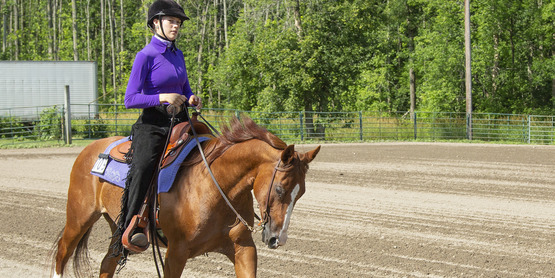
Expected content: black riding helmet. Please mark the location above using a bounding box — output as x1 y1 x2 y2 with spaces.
147 0 189 31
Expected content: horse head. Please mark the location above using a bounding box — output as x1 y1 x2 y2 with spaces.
255 144 320 249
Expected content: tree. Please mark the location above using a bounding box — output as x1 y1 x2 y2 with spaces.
0 0 551 115
71 0 78 61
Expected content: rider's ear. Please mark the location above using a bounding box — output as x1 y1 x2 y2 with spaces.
281 145 296 165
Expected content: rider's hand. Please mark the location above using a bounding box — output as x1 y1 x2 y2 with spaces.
188 95 202 110
159 93 187 107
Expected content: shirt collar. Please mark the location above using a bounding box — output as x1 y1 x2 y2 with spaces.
150 35 176 53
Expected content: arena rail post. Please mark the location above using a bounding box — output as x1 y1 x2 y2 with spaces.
359 111 363 141
527 115 531 144
299 112 304 141
413 111 418 140
64 85 72 145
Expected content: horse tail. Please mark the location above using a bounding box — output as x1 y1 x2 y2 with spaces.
72 227 93 277
50 226 93 278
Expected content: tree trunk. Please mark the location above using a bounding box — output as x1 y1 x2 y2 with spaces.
71 0 79 61
57 0 62 60
2 0 7 54
209 0 218 104
492 32 499 98
108 0 117 102
86 0 91 61
144 0 149 45
407 2 416 118
410 68 415 115
13 0 18 60
101 0 106 100
291 0 303 37
223 0 228 49
120 0 124 88
552 48 555 104
552 78 555 106
303 104 317 139
196 2 209 95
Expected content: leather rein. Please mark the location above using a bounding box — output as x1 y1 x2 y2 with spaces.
150 108 283 278
187 110 284 232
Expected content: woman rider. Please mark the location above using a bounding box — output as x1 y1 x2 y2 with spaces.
115 0 201 256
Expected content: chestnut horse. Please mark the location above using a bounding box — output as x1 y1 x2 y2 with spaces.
51 116 320 278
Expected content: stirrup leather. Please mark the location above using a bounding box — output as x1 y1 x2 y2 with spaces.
122 207 150 253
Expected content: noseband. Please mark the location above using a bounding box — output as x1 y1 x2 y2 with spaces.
189 112 294 232
259 159 281 228
259 158 296 229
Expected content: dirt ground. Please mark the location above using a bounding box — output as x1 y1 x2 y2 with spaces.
0 142 553 277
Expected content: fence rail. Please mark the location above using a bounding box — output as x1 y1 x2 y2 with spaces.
1 104 554 146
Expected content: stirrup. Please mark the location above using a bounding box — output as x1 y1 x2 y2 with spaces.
122 215 150 253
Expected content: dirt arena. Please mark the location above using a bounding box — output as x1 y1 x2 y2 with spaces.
0 142 553 277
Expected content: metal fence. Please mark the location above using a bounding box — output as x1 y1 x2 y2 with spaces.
1 104 554 146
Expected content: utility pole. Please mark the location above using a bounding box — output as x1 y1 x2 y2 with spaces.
464 0 472 140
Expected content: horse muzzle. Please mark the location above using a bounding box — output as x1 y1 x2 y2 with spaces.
262 226 287 249
267 236 280 249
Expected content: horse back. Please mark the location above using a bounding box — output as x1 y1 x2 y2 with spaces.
68 136 125 221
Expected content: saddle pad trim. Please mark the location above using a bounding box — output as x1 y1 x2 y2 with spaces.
158 136 211 193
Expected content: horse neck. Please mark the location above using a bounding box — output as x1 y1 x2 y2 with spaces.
213 139 280 195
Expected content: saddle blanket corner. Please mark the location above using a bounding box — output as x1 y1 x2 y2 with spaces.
90 136 210 193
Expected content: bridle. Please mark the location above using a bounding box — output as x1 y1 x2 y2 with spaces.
259 152 303 226
259 159 282 229
150 108 293 277
188 111 293 233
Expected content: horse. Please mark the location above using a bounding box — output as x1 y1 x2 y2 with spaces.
51 115 320 278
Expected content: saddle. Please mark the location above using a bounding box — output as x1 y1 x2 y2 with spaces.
119 113 215 253
109 113 214 168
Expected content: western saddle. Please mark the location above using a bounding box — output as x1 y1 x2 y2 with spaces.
115 113 214 253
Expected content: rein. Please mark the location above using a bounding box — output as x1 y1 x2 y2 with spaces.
188 110 286 230
150 107 283 277
260 159 282 228
187 110 256 232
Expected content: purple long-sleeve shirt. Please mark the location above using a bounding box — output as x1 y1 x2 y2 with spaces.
124 36 194 109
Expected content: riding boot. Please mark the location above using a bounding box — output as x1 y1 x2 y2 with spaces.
113 105 184 259
122 123 167 250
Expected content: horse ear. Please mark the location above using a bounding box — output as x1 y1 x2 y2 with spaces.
304 145 320 163
281 144 296 164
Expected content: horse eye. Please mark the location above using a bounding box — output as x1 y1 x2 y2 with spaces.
275 186 285 198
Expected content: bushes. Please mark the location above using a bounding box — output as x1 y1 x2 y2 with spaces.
72 118 109 139
0 117 26 139
0 106 63 141
35 106 63 140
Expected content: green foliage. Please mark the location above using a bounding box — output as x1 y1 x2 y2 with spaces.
35 106 62 140
0 117 25 139
72 118 109 139
0 0 552 115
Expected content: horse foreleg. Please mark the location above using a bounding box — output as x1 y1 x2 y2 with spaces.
163 240 189 278
229 237 257 278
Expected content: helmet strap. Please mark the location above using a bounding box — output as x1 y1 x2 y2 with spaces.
158 15 171 41
155 15 177 51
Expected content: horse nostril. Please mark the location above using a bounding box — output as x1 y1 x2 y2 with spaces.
268 237 279 249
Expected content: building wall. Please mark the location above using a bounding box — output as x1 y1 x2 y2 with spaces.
0 61 97 119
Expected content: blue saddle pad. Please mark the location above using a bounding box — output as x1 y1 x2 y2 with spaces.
90 136 210 193
90 137 130 187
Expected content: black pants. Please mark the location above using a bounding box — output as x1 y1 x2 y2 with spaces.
119 106 188 231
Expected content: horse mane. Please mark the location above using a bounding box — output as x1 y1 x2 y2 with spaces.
183 115 287 166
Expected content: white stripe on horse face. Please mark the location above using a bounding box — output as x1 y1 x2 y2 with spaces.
52 273 61 278
278 183 300 245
